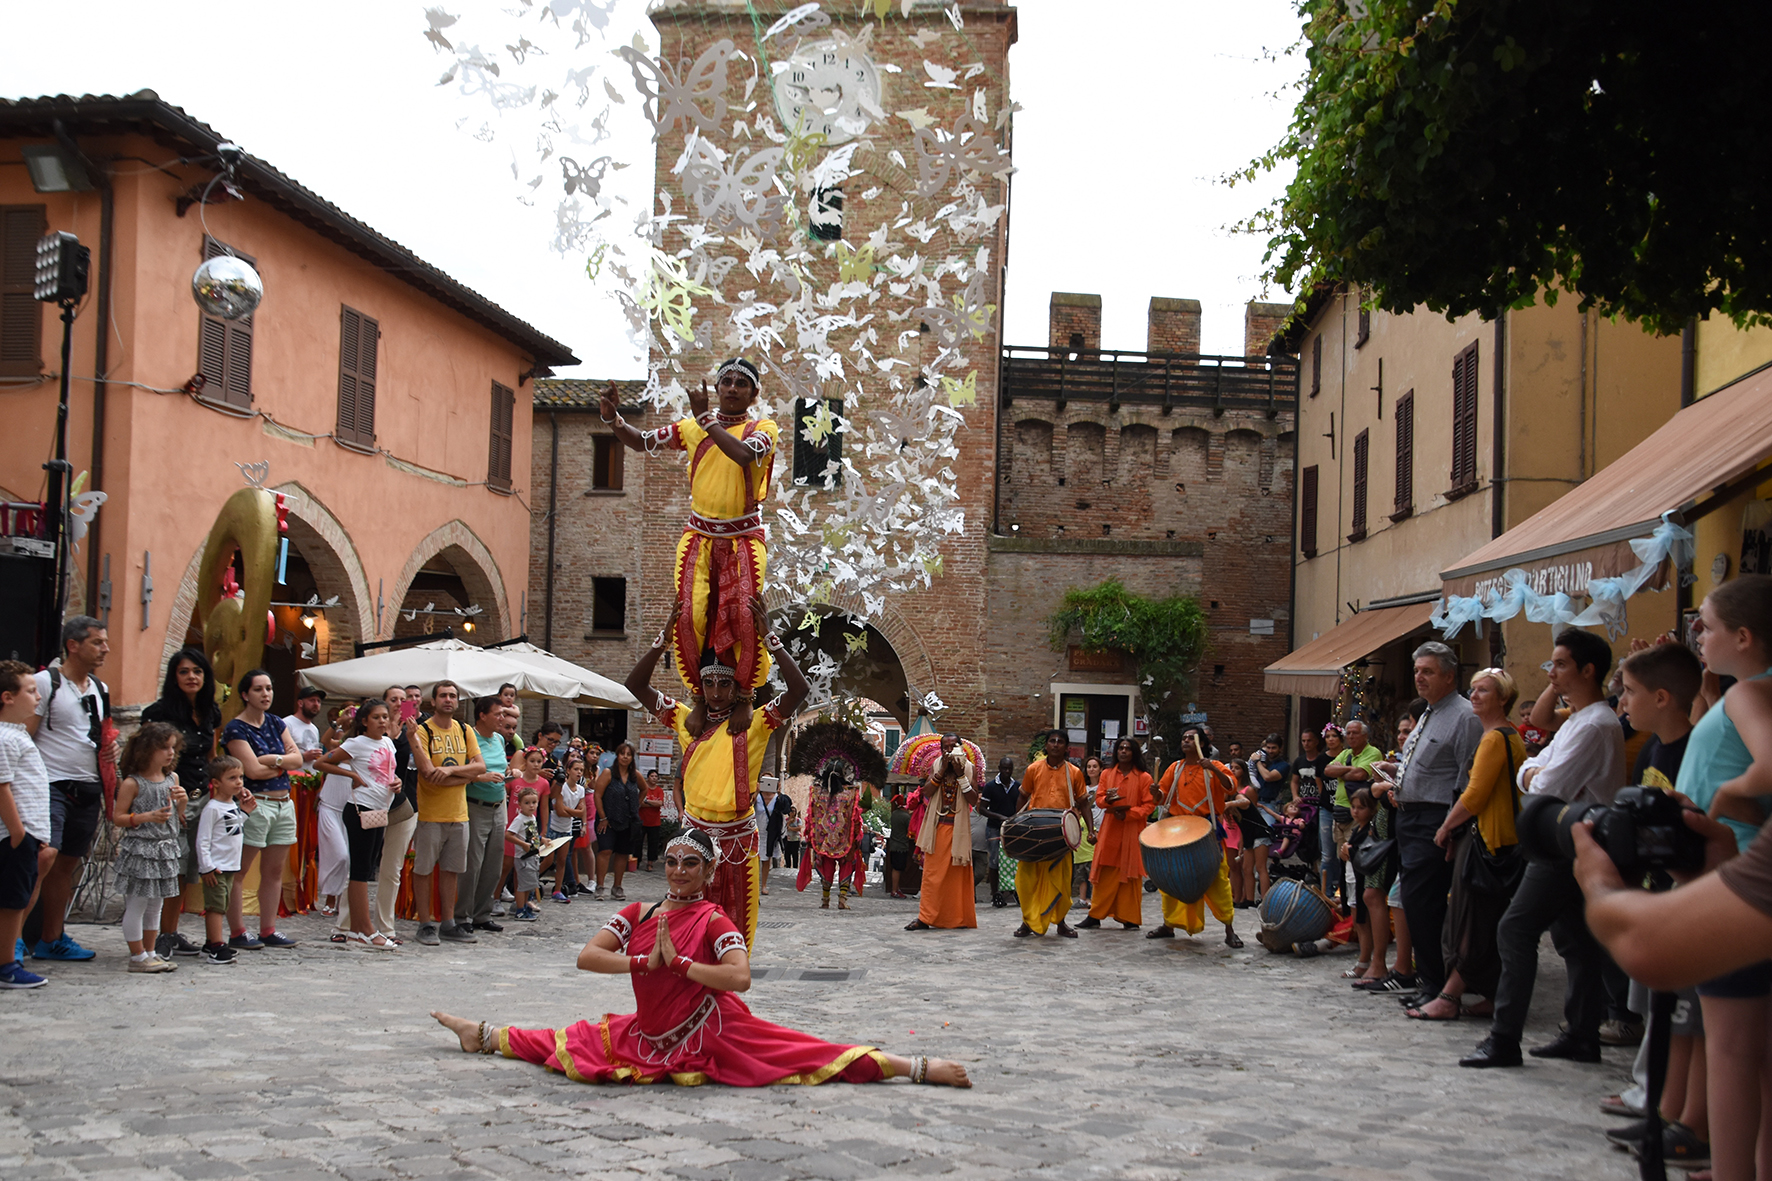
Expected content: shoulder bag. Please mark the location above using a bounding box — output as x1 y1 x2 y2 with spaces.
1463 727 1525 898
1351 799 1397 878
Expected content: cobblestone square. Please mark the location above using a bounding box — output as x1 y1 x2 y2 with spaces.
2 877 1631 1179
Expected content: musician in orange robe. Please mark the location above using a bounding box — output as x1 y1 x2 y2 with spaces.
1013 730 1093 939
1151 727 1245 948
1077 738 1154 930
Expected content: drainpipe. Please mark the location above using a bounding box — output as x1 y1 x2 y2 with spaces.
542 410 560 723
1286 338 1302 752
56 123 113 615
1678 317 1697 623
1489 311 1507 667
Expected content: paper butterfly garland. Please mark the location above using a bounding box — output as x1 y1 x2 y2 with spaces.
680 139 787 237
616 38 733 139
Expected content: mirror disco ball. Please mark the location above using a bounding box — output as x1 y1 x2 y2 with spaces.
191 254 263 320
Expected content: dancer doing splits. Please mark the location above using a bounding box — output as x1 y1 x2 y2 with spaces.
432 828 970 1088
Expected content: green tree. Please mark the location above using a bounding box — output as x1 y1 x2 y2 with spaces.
1239 0 1770 334
1047 580 1208 755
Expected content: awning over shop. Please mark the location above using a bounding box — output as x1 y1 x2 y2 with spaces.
1263 601 1436 699
1441 364 1772 598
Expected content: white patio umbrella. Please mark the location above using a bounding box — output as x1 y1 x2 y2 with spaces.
484 641 640 710
296 638 582 702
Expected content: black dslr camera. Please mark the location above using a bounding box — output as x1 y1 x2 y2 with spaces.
1516 787 1707 879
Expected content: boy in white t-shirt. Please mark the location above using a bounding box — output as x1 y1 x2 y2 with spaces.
0 662 51 989
506 787 543 921
196 757 257 965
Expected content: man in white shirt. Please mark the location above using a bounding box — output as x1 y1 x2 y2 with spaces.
1462 628 1625 1069
283 687 327 773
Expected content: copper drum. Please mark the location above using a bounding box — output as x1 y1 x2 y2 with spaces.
1258 878 1335 948
1139 815 1221 903
1000 808 1082 863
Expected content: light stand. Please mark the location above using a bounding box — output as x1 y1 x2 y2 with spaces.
34 231 90 662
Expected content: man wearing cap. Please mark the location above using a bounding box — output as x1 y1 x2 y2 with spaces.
601 362 780 735
625 602 809 952
754 776 790 896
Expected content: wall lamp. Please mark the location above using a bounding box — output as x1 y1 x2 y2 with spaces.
22 144 94 193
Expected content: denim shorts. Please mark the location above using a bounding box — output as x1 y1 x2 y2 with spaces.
1697 960 1772 1000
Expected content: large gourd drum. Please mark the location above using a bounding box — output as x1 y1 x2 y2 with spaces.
1139 815 1221 903
1258 878 1334 949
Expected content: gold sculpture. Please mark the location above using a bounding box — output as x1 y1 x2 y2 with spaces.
197 487 280 723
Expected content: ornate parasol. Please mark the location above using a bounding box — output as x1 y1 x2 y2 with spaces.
887 733 985 787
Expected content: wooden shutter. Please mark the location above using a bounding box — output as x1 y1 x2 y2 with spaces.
1349 429 1369 539
336 306 379 448
0 205 45 377
488 381 515 491
1450 343 1478 489
196 237 256 407
1356 301 1370 347
1310 334 1322 397
1300 464 1319 558
1394 390 1415 514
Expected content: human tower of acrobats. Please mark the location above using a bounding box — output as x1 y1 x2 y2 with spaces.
433 358 970 1087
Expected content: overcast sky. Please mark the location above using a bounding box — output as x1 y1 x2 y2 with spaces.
2 0 1302 373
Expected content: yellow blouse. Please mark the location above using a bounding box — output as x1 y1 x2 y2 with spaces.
1459 727 1527 851
675 416 779 520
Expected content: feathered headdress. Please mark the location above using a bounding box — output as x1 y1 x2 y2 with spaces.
787 719 888 796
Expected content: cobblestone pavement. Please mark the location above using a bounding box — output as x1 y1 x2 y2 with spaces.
2 868 1637 1180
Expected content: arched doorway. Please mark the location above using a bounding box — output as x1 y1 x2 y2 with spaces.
161 485 373 716
389 521 511 647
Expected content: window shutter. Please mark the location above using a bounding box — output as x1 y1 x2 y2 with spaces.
1310 335 1322 397
1349 429 1369 539
198 237 256 406
1394 390 1415 513
336 306 378 448
1356 301 1370 347
1450 343 1478 488
488 381 515 491
1300 464 1319 558
0 205 45 377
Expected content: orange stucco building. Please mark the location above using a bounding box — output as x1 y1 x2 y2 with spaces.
0 92 577 712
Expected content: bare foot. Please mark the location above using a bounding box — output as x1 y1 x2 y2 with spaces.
431 1010 483 1053
926 1059 972 1088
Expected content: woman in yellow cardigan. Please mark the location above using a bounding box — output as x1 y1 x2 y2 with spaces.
1409 668 1528 1021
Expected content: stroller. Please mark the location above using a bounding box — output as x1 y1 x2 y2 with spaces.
1263 799 1321 885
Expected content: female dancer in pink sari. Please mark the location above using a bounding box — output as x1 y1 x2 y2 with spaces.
432 828 969 1087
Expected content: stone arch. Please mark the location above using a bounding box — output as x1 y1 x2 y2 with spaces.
760 583 937 721
160 483 376 683
389 520 512 643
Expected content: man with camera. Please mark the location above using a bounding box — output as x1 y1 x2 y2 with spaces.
1461 628 1626 1068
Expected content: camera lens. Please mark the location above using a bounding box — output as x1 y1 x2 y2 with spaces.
1515 794 1595 863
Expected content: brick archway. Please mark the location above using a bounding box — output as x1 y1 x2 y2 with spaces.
760 585 938 716
160 484 374 680
389 521 511 643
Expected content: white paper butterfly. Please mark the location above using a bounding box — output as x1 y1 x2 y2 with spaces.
910 112 1011 198
616 39 732 139
67 491 106 548
683 140 786 236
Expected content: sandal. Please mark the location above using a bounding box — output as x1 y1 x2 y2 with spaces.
1405 992 1461 1021
1224 930 1244 949
329 932 348 944
1341 962 1372 979
346 931 397 951
905 919 931 931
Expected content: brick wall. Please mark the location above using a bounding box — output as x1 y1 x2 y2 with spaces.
1245 300 1294 358
1049 292 1102 352
1147 297 1202 355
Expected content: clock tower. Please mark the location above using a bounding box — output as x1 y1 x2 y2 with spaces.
639 0 1018 745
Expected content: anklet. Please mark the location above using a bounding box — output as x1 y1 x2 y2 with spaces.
476 1021 498 1054
910 1055 929 1084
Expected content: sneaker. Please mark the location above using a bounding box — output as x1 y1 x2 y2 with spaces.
512 907 538 922
499 888 514 902
154 933 176 959
1600 1017 1646 1047
258 932 298 949
490 903 509 917
440 922 477 943
610 887 626 901
32 933 96 962
127 956 176 974
14 938 27 962
552 891 571 904
0 960 47 989
201 943 238 965
416 922 441 946
228 933 264 951
475 920 505 932
166 932 202 957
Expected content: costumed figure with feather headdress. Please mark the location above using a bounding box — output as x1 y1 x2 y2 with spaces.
791 720 888 910
601 360 779 739
431 827 973 1089
625 602 809 954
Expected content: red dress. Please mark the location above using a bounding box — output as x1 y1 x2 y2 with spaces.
500 900 892 1086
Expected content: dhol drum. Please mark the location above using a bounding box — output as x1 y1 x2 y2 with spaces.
1139 815 1222 903
1000 808 1082 863
1257 878 1334 950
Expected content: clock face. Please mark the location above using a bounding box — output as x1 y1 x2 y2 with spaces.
774 40 881 145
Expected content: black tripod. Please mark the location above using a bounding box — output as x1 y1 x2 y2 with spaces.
1636 989 1677 1181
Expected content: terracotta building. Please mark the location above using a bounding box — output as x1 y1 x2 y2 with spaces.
0 93 575 710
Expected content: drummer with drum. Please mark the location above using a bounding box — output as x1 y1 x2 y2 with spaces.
1007 730 1094 939
1147 727 1246 948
